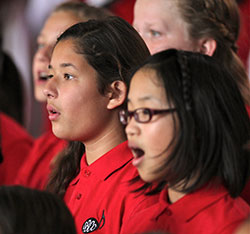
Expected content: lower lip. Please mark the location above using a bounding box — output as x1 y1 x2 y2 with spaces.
36 79 47 85
48 112 60 121
132 156 144 167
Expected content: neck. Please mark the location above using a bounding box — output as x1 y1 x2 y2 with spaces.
168 187 186 204
84 124 126 165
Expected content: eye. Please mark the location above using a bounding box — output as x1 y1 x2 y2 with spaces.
37 43 45 50
142 109 150 115
150 30 161 37
64 73 74 80
137 108 151 122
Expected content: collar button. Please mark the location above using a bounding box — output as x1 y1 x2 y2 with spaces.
83 169 91 177
165 208 172 216
76 193 82 200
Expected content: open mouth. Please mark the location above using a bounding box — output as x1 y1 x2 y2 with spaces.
47 105 60 121
38 72 49 81
132 147 145 159
49 109 58 114
130 147 145 167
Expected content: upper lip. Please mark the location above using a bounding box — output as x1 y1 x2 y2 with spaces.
128 141 145 157
47 104 59 114
128 141 139 150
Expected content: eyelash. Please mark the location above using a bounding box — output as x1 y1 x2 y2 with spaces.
64 73 74 80
46 73 74 80
37 43 45 50
150 30 161 37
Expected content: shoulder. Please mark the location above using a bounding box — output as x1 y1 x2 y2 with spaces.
0 113 33 185
0 113 33 141
121 187 250 234
14 131 66 189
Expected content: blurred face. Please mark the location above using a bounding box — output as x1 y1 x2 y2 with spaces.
133 0 198 55
125 68 177 182
44 39 111 143
33 11 82 102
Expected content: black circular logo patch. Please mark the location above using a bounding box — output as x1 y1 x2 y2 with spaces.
82 218 99 233
82 211 105 233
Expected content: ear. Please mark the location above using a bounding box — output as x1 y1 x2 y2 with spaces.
107 81 127 110
197 38 217 56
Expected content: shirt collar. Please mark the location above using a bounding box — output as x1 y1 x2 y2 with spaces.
80 140 133 181
155 185 228 222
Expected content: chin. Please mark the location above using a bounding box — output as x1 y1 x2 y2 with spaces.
138 171 155 183
52 127 64 139
35 90 46 103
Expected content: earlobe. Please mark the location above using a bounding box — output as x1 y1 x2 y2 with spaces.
198 38 217 56
107 81 127 110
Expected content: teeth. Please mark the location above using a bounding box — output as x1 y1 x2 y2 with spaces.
49 109 57 114
40 72 48 76
39 72 49 80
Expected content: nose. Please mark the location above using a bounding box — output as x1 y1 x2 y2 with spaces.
43 78 57 99
37 45 53 62
125 118 140 137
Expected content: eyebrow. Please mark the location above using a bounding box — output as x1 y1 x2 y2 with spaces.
48 63 77 70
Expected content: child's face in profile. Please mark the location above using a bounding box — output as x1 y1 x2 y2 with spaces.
125 68 177 183
44 39 110 142
133 0 198 55
33 11 81 103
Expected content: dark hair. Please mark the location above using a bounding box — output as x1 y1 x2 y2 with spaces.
0 185 76 234
176 0 250 105
136 49 250 197
46 16 150 197
0 45 24 162
0 49 24 125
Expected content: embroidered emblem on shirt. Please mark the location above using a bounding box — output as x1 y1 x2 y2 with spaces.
82 210 105 233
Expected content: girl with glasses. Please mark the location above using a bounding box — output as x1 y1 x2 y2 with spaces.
120 49 250 234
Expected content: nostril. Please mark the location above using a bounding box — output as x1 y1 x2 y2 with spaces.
43 89 54 98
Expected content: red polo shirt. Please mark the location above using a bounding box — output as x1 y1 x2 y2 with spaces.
121 185 250 234
14 130 67 190
0 113 33 185
64 141 159 234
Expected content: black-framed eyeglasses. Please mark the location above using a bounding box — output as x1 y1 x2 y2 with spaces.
119 107 176 125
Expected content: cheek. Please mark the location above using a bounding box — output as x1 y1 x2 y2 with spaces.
149 39 171 55
32 54 39 72
144 119 175 155
61 89 85 113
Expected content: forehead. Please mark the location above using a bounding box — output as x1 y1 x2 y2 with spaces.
134 0 179 20
50 39 98 76
128 68 167 102
50 39 84 67
41 11 80 38
51 39 75 58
